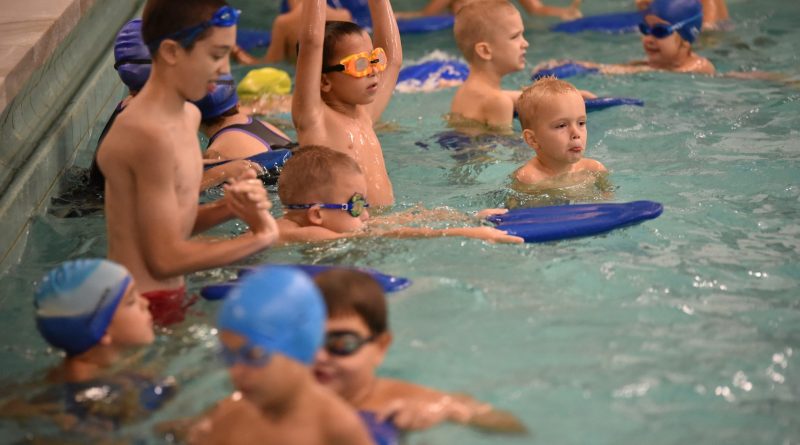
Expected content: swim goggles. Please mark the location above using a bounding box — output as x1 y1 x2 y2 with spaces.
638 13 701 39
219 342 272 368
285 193 370 218
148 6 241 53
324 330 376 356
322 48 387 78
113 58 151 70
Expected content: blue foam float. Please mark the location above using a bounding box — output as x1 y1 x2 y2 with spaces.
204 148 292 172
532 62 599 80
551 11 644 34
236 29 272 52
486 201 663 243
201 264 411 300
585 97 644 111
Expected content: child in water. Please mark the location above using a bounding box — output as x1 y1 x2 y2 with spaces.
190 266 373 445
313 269 528 436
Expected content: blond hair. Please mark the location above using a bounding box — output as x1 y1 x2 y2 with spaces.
277 145 362 205
453 0 519 62
517 77 580 130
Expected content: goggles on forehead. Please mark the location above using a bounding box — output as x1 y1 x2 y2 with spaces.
638 13 701 39
324 330 376 356
218 342 272 368
148 6 241 53
322 48 387 78
285 193 370 218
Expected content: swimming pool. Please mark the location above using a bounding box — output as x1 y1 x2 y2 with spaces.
1 0 799 442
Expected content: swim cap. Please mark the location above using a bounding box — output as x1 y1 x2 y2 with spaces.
194 73 239 120
217 266 326 365
114 19 151 91
34 259 132 356
237 67 292 101
649 0 703 43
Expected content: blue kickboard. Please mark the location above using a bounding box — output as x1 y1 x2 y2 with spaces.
551 11 644 34
532 62 599 80
201 264 411 300
585 97 644 111
397 59 469 83
204 149 292 171
236 29 272 51
487 201 663 242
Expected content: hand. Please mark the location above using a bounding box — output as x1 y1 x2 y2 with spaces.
223 170 278 240
475 208 508 219
377 396 477 431
635 0 652 11
561 0 582 20
471 227 524 244
578 89 597 99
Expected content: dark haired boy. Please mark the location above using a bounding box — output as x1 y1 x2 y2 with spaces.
313 269 528 433
292 0 402 208
96 0 278 325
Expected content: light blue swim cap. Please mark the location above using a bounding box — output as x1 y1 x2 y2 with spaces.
194 73 239 121
34 259 132 356
650 0 703 43
217 266 326 365
114 19 151 91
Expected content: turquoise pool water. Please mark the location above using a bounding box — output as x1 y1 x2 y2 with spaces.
1 0 799 443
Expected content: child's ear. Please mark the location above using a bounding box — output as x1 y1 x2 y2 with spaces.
522 128 539 151
157 40 181 66
320 74 333 93
308 206 324 225
372 332 393 366
474 42 492 61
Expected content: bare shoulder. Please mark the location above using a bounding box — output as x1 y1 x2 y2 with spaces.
189 396 258 445
580 158 607 172
318 388 372 445
513 162 543 185
375 377 439 401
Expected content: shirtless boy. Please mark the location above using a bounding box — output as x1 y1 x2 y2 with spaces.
514 77 606 187
190 266 372 445
96 0 278 324
292 0 402 207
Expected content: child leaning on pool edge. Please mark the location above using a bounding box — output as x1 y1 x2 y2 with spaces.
313 268 528 434
514 77 606 186
275 146 523 244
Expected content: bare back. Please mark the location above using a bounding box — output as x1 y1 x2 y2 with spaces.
450 75 517 130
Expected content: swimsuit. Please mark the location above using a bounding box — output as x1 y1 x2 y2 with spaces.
88 101 126 191
142 286 196 326
208 116 296 151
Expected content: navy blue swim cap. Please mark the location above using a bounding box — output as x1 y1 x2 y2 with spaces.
217 266 326 365
35 259 132 356
649 0 703 43
114 19 151 91
194 73 239 121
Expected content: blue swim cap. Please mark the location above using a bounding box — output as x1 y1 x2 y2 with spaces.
35 259 132 356
217 266 326 365
194 73 239 121
649 0 703 43
114 19 151 91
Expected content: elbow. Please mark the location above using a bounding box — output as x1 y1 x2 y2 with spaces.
146 249 185 280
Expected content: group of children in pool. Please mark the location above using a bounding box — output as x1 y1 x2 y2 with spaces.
26 0 726 441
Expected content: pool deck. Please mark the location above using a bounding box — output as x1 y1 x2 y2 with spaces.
0 0 96 114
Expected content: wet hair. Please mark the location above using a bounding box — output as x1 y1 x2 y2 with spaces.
314 269 388 335
277 145 363 205
201 104 239 127
454 0 519 62
142 0 228 55
323 21 366 68
517 76 580 130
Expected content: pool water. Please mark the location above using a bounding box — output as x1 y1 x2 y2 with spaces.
1 0 799 443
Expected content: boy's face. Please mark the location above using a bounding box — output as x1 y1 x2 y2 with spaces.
485 9 528 73
322 32 380 105
318 173 370 233
312 315 389 400
220 330 308 409
525 91 587 166
640 15 684 68
105 283 155 346
174 26 236 101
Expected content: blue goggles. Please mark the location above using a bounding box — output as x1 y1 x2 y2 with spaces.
148 6 240 53
638 13 701 39
285 193 370 218
219 342 272 368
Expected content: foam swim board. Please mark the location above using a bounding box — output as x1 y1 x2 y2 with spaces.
551 11 644 34
204 149 292 172
532 62 599 80
201 264 411 300
486 201 663 242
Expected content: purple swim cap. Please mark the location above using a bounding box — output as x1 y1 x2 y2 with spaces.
114 19 151 91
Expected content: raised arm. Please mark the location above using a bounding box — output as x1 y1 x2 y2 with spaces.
292 0 327 136
366 0 402 121
264 14 291 63
517 0 582 20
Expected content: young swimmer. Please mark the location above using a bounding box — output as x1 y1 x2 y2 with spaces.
313 269 528 435
292 0 402 207
190 266 373 445
397 0 582 20
513 78 606 191
450 0 595 133
97 0 278 325
275 146 523 244
537 0 714 75
4 260 175 430
637 0 728 29
232 0 352 64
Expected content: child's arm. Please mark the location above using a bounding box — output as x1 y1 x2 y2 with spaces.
200 161 261 191
292 0 327 139
396 0 452 19
366 0 403 122
380 226 523 243
264 14 291 63
517 0 582 20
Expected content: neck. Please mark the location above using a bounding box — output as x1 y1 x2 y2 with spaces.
136 63 191 115
59 346 121 383
344 374 378 408
322 94 361 118
259 370 314 420
467 62 507 88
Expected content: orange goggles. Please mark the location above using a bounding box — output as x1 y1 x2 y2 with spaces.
322 48 387 78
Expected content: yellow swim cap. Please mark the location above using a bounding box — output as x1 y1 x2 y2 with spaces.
237 67 292 100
